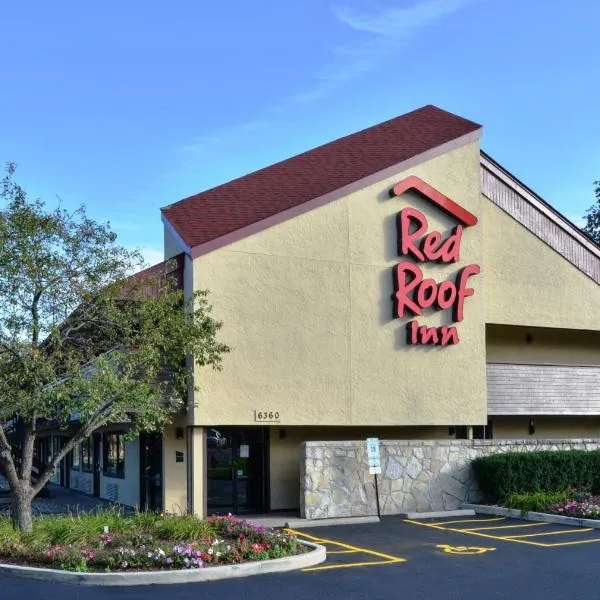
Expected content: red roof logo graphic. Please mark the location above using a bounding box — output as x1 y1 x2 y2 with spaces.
388 175 478 227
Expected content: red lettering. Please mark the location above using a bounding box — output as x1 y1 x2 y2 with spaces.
395 262 480 322
416 278 437 309
419 325 439 344
453 264 480 322
408 320 419 344
440 225 462 263
435 280 457 310
398 209 463 264
398 208 427 261
421 231 443 261
440 326 459 345
406 321 460 346
394 262 423 317
393 195 478 346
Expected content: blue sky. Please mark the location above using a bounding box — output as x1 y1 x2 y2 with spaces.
1 0 599 265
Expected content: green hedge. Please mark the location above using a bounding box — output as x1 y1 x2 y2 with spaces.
471 450 600 501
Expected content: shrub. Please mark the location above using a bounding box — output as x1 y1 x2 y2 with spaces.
504 491 570 513
471 450 600 502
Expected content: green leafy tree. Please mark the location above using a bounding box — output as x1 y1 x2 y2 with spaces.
582 180 600 244
0 163 229 531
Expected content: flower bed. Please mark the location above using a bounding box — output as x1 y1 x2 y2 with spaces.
502 491 600 520
547 497 600 519
0 511 302 573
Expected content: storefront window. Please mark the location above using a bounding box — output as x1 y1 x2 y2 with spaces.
81 437 93 473
103 432 125 478
71 443 81 470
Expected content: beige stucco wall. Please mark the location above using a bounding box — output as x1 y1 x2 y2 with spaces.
487 325 600 365
164 225 184 260
162 417 187 514
484 201 600 331
492 416 600 439
191 140 487 427
270 425 455 510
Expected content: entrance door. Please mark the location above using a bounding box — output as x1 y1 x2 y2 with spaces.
207 427 268 515
139 432 163 511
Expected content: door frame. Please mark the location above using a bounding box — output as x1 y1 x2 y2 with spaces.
139 431 163 511
206 426 269 515
92 433 101 497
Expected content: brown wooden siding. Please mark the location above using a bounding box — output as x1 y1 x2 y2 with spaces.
487 363 600 415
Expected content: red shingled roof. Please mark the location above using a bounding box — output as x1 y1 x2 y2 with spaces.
162 105 481 251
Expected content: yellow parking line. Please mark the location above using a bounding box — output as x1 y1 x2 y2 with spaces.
328 550 360 554
404 519 549 547
285 528 406 571
503 528 594 539
303 559 404 572
428 517 506 526
462 522 547 532
545 538 600 547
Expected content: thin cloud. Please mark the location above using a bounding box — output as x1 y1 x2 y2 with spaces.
176 1 472 167
292 0 472 104
333 0 468 37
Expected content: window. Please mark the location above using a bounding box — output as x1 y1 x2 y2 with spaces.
81 438 93 473
71 443 81 470
35 438 51 465
103 432 125 478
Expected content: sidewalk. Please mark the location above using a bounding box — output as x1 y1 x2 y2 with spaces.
0 475 121 515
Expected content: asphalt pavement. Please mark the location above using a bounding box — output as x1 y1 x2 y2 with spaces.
3 515 600 599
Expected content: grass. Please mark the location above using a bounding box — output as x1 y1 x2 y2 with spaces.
0 509 301 573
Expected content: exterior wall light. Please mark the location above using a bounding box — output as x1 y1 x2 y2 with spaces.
528 418 535 435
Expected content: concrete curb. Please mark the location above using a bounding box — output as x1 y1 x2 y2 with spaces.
268 516 380 529
0 540 326 586
461 503 600 529
402 509 475 520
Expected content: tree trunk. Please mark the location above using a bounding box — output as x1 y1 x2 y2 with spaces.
11 483 33 532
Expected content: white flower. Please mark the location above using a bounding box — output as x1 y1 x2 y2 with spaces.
208 548 213 555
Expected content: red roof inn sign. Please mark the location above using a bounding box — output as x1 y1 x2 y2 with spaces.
389 176 480 347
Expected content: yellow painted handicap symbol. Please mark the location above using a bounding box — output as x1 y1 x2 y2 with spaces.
436 544 496 555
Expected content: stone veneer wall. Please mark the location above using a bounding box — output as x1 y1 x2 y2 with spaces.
300 439 600 519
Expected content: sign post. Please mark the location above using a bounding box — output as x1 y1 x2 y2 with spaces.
366 437 381 519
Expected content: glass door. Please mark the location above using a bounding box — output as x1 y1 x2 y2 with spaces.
206 427 268 515
139 432 163 511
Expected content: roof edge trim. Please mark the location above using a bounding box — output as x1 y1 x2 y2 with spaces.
189 128 481 259
161 214 192 257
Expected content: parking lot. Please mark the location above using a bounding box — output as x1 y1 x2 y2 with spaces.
3 515 600 600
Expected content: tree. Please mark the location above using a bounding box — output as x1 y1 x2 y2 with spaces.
582 180 600 245
0 163 229 531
